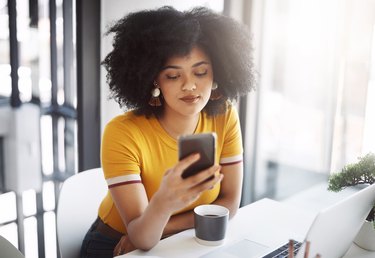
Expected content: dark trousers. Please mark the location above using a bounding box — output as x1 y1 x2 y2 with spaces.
80 218 122 258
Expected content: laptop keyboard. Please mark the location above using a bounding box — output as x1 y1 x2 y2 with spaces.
262 240 302 258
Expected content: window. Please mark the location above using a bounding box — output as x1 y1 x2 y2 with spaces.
242 0 375 203
0 1 77 257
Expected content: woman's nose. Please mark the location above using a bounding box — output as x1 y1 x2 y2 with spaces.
181 79 197 91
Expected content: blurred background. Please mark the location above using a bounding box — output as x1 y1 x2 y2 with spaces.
0 0 374 257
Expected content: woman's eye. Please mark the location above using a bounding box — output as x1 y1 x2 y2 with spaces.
166 74 180 80
195 70 208 77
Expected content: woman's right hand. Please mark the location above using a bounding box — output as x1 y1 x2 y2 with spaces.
154 153 223 214
113 235 136 256
110 153 222 251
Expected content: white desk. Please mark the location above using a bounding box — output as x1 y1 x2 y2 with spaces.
119 198 374 258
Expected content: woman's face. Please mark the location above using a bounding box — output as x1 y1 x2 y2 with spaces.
155 46 214 118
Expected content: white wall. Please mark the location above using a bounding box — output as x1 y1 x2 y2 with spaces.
100 0 224 133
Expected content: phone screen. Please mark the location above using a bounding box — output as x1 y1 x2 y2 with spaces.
178 133 216 179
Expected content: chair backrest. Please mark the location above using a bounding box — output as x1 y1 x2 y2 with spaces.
56 168 107 258
0 235 25 258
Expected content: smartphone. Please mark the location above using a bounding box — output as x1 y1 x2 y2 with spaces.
178 132 216 179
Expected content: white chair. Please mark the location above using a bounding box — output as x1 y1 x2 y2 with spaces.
56 168 108 258
0 235 25 258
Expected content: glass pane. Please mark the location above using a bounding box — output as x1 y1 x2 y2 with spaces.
44 211 57 258
16 0 33 102
24 216 38 258
38 0 52 104
247 0 375 201
0 222 18 248
362 27 375 153
42 181 55 211
41 115 53 175
0 191 17 223
22 189 37 216
56 0 65 105
0 0 10 98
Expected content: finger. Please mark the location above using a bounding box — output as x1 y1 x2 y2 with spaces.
113 235 127 256
113 245 122 256
174 153 200 175
209 173 224 189
164 168 172 176
193 174 223 194
186 165 221 186
191 172 223 194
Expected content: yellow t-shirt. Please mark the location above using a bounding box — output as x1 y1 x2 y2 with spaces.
98 105 243 233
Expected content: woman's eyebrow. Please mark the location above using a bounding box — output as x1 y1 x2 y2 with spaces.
192 61 210 67
161 61 210 70
161 65 181 70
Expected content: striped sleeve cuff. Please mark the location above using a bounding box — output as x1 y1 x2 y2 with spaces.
219 154 243 166
106 174 142 188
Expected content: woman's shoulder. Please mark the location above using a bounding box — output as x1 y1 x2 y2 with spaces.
105 110 150 133
207 102 239 121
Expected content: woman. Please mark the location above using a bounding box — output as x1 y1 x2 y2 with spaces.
80 6 255 257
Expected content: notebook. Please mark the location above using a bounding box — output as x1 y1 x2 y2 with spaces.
201 183 375 258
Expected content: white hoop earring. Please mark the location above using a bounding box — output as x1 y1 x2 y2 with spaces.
210 81 222 100
149 81 162 106
151 87 160 97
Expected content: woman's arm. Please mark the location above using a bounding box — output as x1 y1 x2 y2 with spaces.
162 161 243 236
162 210 194 237
212 162 243 218
110 154 222 251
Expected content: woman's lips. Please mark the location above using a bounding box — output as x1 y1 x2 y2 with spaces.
180 95 200 103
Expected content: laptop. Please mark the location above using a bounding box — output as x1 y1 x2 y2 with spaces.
201 183 375 258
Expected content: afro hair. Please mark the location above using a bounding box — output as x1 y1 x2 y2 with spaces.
102 6 255 117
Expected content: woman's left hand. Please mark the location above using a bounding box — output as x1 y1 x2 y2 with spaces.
113 235 136 256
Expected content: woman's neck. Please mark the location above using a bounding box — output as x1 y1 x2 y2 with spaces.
158 112 200 139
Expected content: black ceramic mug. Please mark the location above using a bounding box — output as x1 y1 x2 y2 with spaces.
194 204 229 246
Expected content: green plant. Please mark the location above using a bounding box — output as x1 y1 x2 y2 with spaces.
328 153 375 226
